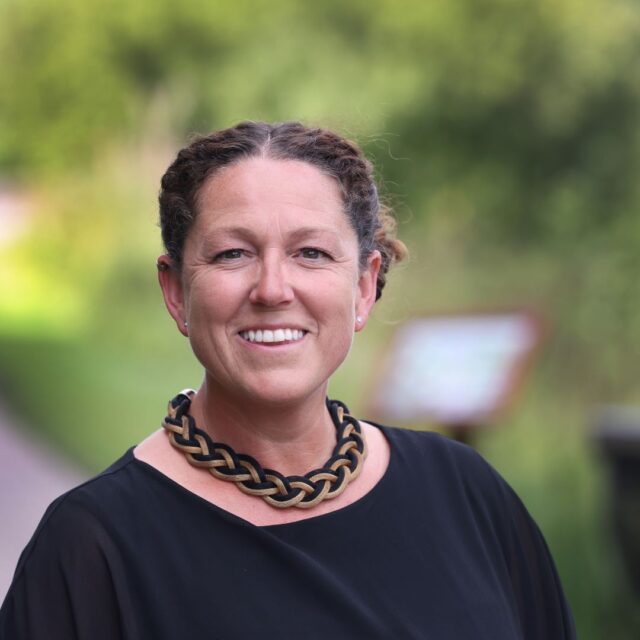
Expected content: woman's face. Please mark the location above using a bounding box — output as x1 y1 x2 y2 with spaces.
159 157 380 406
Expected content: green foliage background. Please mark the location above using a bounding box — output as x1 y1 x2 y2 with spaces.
2 0 640 635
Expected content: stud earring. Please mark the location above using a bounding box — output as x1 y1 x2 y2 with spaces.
356 316 363 325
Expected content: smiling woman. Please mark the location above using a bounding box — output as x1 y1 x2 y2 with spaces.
0 122 576 639
158 156 377 416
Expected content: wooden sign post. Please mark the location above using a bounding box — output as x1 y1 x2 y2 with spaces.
367 310 543 444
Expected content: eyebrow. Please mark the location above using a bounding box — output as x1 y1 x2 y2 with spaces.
200 225 343 246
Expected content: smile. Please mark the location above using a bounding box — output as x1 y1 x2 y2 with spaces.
239 328 307 344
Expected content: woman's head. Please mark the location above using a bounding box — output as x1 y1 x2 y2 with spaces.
159 121 406 301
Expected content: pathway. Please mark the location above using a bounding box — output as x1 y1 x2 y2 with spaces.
0 402 86 601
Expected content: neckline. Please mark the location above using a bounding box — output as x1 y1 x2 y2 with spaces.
127 422 397 531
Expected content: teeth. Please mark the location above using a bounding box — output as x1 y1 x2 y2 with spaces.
240 328 306 343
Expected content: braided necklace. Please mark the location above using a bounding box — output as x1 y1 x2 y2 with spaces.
161 390 367 509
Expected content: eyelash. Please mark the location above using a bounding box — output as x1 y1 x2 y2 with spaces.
297 247 332 261
213 247 332 262
213 249 247 262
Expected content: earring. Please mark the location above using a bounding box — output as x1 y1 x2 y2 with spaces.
356 316 363 326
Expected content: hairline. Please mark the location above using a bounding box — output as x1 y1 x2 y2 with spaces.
189 149 369 266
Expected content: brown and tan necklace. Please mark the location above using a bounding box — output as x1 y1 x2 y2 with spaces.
161 390 367 509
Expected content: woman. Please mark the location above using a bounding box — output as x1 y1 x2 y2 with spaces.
0 122 576 639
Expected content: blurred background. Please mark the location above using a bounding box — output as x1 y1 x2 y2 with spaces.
1 0 640 635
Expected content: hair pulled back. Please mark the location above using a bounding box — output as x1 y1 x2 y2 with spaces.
159 121 407 300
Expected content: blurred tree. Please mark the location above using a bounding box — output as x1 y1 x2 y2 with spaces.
2 0 640 246
360 0 640 243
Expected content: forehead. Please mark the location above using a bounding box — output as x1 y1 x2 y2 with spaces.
194 157 349 233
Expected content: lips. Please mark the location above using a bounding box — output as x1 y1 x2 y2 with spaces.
239 328 307 344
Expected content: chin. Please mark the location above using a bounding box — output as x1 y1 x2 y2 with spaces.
230 373 329 408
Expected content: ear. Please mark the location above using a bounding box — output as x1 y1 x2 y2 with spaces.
157 255 189 337
355 250 381 332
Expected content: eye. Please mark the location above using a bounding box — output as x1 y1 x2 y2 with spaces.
298 247 331 261
213 248 246 262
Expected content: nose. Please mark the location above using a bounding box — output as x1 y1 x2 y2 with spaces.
249 253 294 307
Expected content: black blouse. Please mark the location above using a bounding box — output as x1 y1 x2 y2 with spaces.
0 424 576 639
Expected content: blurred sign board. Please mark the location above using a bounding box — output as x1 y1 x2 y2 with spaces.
369 310 542 428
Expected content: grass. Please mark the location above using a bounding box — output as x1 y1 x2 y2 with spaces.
0 333 202 470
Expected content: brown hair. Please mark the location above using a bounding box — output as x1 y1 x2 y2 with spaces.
159 121 407 300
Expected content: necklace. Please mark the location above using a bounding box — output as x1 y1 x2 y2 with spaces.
161 390 367 509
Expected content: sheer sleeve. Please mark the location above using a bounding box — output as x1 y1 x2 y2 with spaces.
490 469 577 640
0 494 132 640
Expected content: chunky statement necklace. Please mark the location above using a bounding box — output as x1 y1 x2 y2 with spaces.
162 390 367 509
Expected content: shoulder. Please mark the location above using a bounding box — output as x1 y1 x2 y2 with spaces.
376 425 576 637
374 423 532 543
11 449 142 579
49 448 139 517
376 423 506 495
1 451 146 639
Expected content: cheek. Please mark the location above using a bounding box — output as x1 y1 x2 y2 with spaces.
324 312 357 376
321 280 359 340
186 273 244 317
183 280 240 366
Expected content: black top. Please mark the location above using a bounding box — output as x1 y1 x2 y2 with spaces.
0 425 576 640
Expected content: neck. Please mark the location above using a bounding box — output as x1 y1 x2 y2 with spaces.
187 380 338 477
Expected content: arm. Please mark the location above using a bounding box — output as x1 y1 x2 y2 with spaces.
444 437 577 640
0 495 129 640
491 470 577 640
